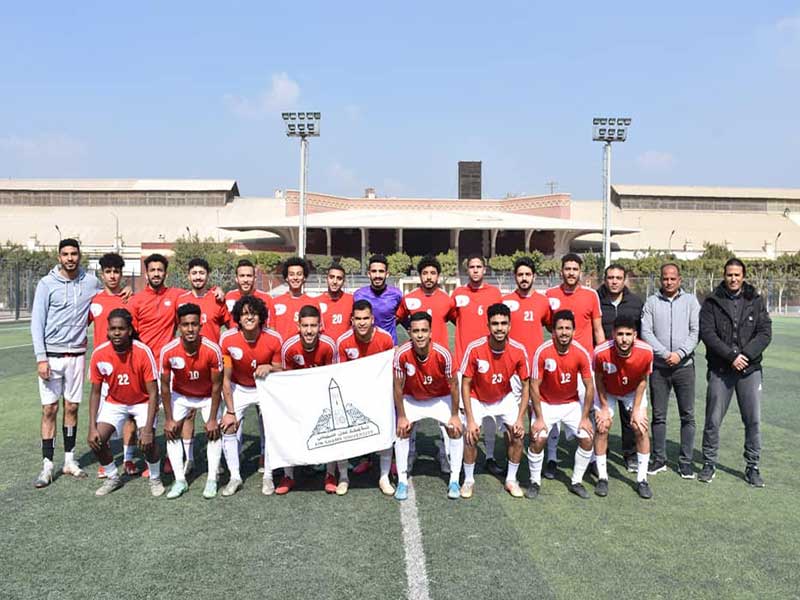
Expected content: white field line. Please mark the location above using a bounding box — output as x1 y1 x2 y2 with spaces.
0 343 32 350
400 481 432 600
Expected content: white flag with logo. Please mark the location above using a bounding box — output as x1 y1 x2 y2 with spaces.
256 350 396 469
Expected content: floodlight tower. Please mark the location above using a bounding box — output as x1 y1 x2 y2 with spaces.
282 112 321 258
592 117 631 268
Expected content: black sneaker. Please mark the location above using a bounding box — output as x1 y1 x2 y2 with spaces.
569 482 589 499
698 462 716 483
745 465 765 488
595 479 609 497
525 482 540 499
484 458 504 477
678 462 695 479
625 455 638 473
637 480 653 499
647 459 667 475
544 460 558 480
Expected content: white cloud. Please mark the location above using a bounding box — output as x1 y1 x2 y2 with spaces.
0 134 87 160
224 72 301 119
636 150 675 171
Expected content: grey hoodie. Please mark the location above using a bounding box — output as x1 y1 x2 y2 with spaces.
31 266 100 361
640 288 701 369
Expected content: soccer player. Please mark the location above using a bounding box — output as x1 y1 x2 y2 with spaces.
279 305 340 494
354 254 403 344
272 256 323 341
502 256 550 358
543 253 604 478
593 315 654 499
393 312 464 500
87 308 164 497
336 299 396 495
527 310 595 500
459 303 530 499
449 254 503 476
318 262 354 343
219 295 283 496
160 303 224 499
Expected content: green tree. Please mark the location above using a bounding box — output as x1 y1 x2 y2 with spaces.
386 252 412 276
488 255 514 273
436 250 458 277
308 254 333 272
339 257 361 274
252 251 283 274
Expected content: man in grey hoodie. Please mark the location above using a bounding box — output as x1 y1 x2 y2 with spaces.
640 263 701 479
31 239 100 488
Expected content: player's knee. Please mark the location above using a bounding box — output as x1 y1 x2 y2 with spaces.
42 404 58 419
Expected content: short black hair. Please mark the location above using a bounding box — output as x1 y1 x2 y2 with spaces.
58 238 80 252
661 262 681 276
513 256 536 274
188 257 210 273
487 302 511 321
417 255 440 274
367 254 388 269
613 314 638 331
409 311 432 326
231 294 268 326
724 257 746 276
107 307 138 340
282 256 309 279
466 253 486 266
298 304 321 321
352 299 373 314
552 309 575 327
561 253 582 267
99 252 124 270
236 259 255 273
605 263 627 277
144 253 169 270
328 262 345 275
177 302 202 320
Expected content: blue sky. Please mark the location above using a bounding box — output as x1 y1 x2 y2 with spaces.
1 2 798 200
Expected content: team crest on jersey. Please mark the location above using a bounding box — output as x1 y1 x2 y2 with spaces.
477 359 490 374
602 362 618 374
293 354 306 366
90 303 103 317
97 361 114 376
274 303 287 316
544 358 557 372
228 346 244 360
503 299 520 312
454 295 470 308
345 348 360 359
548 298 561 311
307 378 380 450
405 363 416 376
319 302 328 313
170 356 186 369
405 297 422 310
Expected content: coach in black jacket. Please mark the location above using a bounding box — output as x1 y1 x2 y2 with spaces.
698 258 772 487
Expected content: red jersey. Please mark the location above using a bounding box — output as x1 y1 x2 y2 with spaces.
88 290 126 346
318 291 354 342
396 287 452 349
394 341 453 399
220 327 283 388
532 340 593 405
449 284 503 366
459 337 530 404
545 285 602 351
90 340 158 406
272 293 324 341
177 290 229 343
502 290 550 356
593 340 653 397
280 334 337 370
336 327 394 362
128 286 184 357
224 289 274 329
160 336 223 398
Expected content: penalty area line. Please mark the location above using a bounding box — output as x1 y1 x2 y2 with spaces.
0 343 32 351
399 480 432 600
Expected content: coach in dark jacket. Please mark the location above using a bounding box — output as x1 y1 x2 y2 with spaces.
699 258 772 487
597 264 644 469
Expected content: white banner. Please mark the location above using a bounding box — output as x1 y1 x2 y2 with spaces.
256 350 396 469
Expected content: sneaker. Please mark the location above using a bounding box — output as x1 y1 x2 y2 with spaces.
447 481 460 499
525 482 540 499
637 480 653 499
569 482 590 499
166 480 188 499
34 460 54 489
394 482 408 501
647 459 667 475
698 462 716 483
97 466 107 479
261 477 275 496
460 481 474 499
378 476 395 496
625 455 638 473
595 479 609 497
353 459 372 476
275 476 295 495
222 477 243 497
745 465 765 488
544 460 558 480
335 480 349 496
202 480 218 499
163 457 173 475
324 474 337 494
149 478 166 497
95 475 123 496
258 455 265 474
439 451 451 474
504 481 524 498
485 458 503 477
124 460 139 476
62 460 88 479
678 463 696 479
183 460 194 478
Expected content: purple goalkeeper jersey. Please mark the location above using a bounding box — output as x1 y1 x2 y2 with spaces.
353 285 403 343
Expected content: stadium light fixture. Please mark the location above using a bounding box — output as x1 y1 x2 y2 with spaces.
592 116 632 268
283 111 321 258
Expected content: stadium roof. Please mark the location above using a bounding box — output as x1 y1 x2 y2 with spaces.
613 184 800 200
0 178 240 194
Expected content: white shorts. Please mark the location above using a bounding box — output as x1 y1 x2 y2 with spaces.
594 390 648 419
97 401 156 435
462 392 521 431
171 393 222 422
535 401 590 440
231 383 258 421
403 395 455 426
38 354 85 405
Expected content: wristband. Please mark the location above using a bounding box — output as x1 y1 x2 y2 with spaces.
226 410 236 415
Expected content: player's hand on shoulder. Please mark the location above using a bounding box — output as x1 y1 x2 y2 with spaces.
120 285 133 302
211 286 225 302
